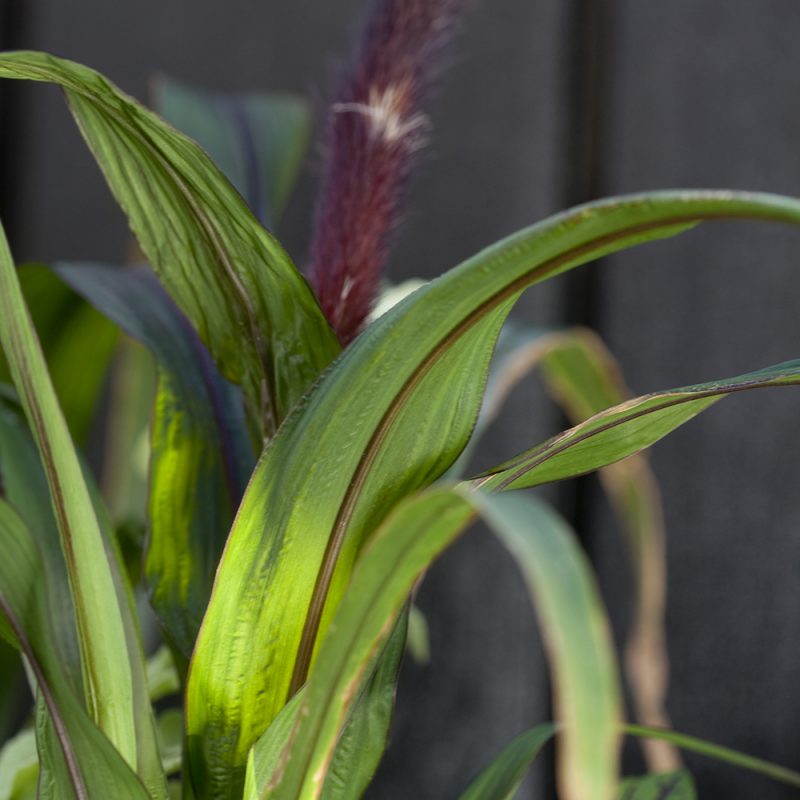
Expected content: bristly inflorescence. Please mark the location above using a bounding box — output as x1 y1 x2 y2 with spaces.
308 0 468 345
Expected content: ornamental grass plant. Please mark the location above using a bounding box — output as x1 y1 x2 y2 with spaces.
1 2 800 798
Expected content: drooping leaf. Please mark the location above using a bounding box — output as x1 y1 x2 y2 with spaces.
152 76 311 228
471 491 621 800
457 724 555 800
463 321 678 770
470 359 800 492
532 328 678 771
0 51 339 436
0 265 118 445
0 221 136 764
618 769 695 800
186 189 800 796
55 262 254 658
625 725 800 789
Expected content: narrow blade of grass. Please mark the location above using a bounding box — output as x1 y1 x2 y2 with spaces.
0 222 136 765
625 724 800 789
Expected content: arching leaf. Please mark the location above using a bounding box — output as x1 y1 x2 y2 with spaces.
186 190 800 797
0 51 339 436
471 359 800 492
0 221 136 765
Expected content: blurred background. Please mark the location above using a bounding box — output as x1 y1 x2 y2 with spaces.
1 0 800 797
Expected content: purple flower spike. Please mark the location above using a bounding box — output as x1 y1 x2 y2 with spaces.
308 0 468 345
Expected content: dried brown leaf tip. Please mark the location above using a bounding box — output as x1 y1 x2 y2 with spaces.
308 0 468 345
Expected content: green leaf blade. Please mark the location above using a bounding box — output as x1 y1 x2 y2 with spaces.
618 770 695 799
187 189 800 796
472 360 800 492
0 397 166 797
55 262 254 659
0 224 136 765
0 50 339 435
0 502 150 799
471 492 621 800
457 724 555 800
0 726 38 799
0 265 118 445
266 488 621 800
244 613 408 800
625 725 800 789
461 321 679 769
319 609 408 800
262 488 476 799
532 328 679 771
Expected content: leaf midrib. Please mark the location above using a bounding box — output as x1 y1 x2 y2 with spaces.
289 209 777 694
279 497 477 798
476 370 800 492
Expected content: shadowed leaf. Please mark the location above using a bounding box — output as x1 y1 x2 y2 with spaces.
152 77 311 228
462 321 678 770
0 221 136 765
0 265 118 445
457 724 555 800
618 770 695 800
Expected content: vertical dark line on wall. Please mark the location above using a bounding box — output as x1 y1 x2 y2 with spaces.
0 0 28 246
558 0 615 548
561 0 614 325
540 0 615 796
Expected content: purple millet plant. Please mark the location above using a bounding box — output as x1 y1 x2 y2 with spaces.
308 0 469 345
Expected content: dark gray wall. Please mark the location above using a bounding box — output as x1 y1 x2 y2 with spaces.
1 1 799 798
592 4 800 798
